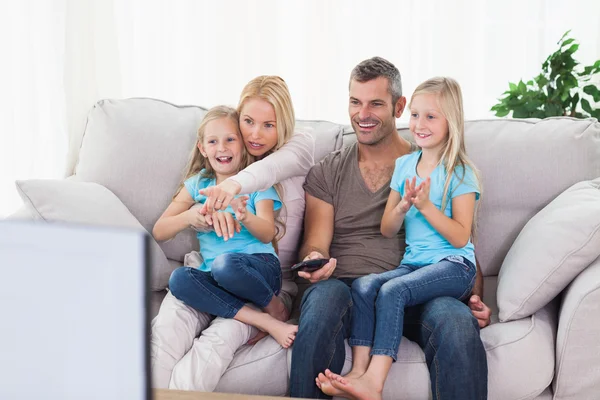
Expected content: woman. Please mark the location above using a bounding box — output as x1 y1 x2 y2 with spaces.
151 76 314 391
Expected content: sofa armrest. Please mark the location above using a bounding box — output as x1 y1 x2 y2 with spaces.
553 255 600 399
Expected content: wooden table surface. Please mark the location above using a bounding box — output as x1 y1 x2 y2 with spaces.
154 389 305 400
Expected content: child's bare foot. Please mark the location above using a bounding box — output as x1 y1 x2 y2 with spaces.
330 372 383 400
266 320 298 348
315 369 365 398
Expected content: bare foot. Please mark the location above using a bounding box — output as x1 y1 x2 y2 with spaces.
266 320 298 348
330 373 383 400
315 369 364 398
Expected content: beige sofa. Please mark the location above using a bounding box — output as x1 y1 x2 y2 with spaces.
10 98 600 399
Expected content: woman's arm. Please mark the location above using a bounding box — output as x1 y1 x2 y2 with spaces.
235 199 277 244
413 178 476 248
233 130 315 193
152 189 208 241
201 130 315 212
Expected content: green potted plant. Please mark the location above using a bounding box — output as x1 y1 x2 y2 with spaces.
491 30 600 119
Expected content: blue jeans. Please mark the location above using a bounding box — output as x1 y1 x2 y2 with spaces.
169 253 281 318
289 273 487 399
350 256 476 359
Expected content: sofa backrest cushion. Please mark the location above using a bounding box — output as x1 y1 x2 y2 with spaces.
73 99 345 265
74 98 206 262
343 117 600 276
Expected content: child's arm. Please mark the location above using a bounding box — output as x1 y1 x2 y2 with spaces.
152 189 210 241
413 177 476 248
381 178 417 238
232 197 276 243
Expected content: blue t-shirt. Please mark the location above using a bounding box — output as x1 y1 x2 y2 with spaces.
390 151 480 266
184 173 282 272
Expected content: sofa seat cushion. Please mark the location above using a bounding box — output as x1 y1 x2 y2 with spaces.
215 336 289 396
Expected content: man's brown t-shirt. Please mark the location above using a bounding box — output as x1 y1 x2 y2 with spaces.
303 143 407 278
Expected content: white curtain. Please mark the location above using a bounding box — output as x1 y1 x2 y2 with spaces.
1 0 599 217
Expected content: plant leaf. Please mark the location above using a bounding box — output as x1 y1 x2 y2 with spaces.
583 85 600 102
581 98 593 114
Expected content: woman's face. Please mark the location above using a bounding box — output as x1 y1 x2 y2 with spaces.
239 98 279 158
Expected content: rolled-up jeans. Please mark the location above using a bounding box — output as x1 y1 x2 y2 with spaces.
350 255 477 359
169 252 281 318
290 258 487 400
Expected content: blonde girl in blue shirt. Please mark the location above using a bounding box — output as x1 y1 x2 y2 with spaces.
326 77 482 400
152 105 298 349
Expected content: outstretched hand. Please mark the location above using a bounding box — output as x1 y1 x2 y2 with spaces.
199 179 242 213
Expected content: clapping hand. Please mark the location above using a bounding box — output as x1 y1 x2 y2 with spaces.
411 177 431 210
397 177 418 213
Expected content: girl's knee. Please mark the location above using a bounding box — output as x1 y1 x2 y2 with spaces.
211 253 240 283
168 267 192 297
351 274 379 298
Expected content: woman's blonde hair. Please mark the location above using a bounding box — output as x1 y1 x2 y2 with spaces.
237 75 296 155
175 105 253 197
410 77 482 240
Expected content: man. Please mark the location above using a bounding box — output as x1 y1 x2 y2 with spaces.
289 57 490 399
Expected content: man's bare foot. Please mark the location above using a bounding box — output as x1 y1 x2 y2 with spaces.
316 369 365 398
330 373 383 400
263 296 289 323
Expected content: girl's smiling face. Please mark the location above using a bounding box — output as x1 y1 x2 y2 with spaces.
409 93 449 153
199 117 244 180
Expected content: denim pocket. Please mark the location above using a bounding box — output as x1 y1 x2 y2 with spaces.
444 255 474 274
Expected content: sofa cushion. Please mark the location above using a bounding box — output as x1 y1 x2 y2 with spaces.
497 178 600 321
216 336 289 396
464 118 600 277
14 179 175 291
74 98 206 263
554 254 600 400
296 120 344 163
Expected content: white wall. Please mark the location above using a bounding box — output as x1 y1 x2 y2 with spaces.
1 0 599 217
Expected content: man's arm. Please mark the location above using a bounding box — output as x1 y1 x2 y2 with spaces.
297 193 337 283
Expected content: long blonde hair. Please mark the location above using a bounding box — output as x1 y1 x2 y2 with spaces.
175 106 253 197
237 75 295 242
410 77 482 240
237 75 296 155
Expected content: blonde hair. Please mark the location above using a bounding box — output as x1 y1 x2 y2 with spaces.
409 77 482 240
175 105 253 197
237 75 294 243
237 75 295 155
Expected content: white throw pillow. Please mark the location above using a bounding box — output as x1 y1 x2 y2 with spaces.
497 178 600 322
15 179 175 291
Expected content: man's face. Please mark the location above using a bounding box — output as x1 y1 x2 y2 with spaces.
348 77 405 146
